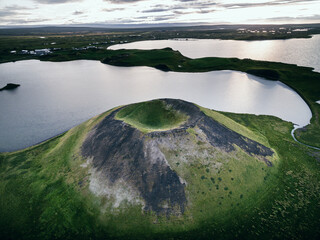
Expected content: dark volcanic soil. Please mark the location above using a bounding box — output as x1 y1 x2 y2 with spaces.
81 99 274 214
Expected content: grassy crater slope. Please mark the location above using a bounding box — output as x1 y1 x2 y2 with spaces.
115 100 188 133
82 99 276 216
0 99 320 240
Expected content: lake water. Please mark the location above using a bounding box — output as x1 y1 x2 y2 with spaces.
0 60 311 152
109 35 320 72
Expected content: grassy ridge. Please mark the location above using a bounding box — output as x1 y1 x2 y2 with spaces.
0 101 320 239
199 106 271 147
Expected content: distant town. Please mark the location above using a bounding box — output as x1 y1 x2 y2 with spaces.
11 48 55 56
1 24 319 64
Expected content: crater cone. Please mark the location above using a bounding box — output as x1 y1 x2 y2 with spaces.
81 99 275 216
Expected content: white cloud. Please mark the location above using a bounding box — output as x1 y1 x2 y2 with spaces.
34 0 82 4
0 0 319 26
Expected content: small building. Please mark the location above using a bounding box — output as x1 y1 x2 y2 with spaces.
34 49 52 56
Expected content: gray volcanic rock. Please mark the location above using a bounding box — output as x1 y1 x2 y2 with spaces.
82 109 186 215
81 99 274 214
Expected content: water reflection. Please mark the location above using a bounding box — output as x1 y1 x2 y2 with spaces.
109 35 320 72
0 60 312 152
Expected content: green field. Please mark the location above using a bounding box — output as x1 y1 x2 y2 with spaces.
0 100 319 239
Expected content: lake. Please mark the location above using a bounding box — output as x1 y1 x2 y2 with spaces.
0 60 311 152
109 35 320 72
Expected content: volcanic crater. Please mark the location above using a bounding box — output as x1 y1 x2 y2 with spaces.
81 99 274 215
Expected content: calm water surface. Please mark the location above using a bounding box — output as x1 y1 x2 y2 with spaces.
0 60 311 152
109 35 320 72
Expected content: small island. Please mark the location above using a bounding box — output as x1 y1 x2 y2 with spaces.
0 83 20 91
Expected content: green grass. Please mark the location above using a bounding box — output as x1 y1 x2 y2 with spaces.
162 129 279 226
0 108 119 240
115 100 188 133
199 106 271 147
214 112 320 239
1 101 320 239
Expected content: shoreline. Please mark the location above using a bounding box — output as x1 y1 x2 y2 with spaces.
0 48 319 149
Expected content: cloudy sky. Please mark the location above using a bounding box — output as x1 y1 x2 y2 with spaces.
0 0 320 26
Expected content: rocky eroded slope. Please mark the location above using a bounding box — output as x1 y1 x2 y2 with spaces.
81 99 274 215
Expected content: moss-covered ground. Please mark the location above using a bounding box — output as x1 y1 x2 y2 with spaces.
115 100 188 133
0 101 319 239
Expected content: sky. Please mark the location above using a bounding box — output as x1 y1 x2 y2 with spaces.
0 0 320 26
